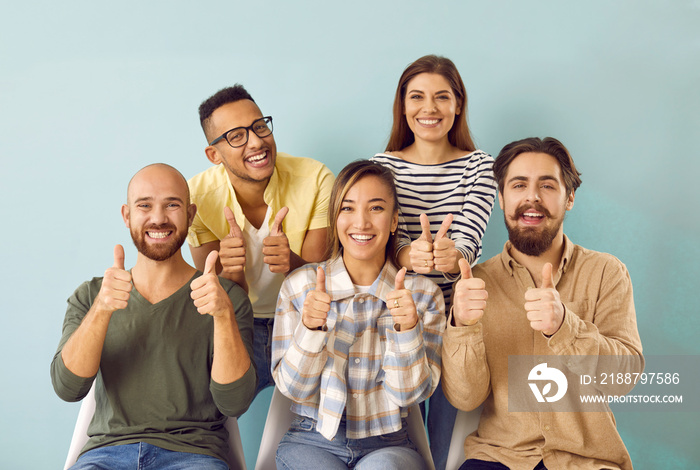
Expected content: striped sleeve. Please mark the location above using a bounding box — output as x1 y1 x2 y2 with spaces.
372 152 497 304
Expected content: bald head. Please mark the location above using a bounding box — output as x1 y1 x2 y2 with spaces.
126 163 190 205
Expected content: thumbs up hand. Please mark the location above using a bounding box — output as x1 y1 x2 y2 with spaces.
524 263 564 336
263 207 293 274
432 214 461 274
191 250 234 318
219 207 246 277
452 259 488 326
410 214 435 274
302 266 331 330
386 268 418 331
95 244 132 314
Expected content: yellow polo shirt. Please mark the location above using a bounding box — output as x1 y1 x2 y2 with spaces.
187 152 334 255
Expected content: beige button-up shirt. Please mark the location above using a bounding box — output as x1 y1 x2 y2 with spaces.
442 236 643 470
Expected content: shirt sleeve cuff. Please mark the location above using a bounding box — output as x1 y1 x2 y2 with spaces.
445 310 484 344
545 305 578 353
385 322 423 353
293 321 329 353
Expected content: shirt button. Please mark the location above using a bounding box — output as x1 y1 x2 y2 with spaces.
354 358 360 364
353 393 359 398
544 425 551 431
358 298 364 304
474 326 480 333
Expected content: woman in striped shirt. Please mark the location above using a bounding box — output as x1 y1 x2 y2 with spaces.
372 55 497 470
272 161 445 469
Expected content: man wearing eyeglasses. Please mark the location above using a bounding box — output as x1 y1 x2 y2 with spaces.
187 84 334 396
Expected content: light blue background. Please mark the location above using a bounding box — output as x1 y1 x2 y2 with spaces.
1 1 698 468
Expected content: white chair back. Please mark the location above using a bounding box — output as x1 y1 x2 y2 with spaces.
444 406 483 470
63 383 247 470
255 387 434 470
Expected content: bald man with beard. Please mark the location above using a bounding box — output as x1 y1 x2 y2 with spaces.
51 164 255 470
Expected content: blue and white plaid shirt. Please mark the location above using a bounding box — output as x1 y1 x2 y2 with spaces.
271 254 445 440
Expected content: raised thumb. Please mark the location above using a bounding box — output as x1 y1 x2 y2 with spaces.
419 213 432 242
395 267 407 290
271 207 289 236
435 213 453 241
316 266 326 293
224 206 242 238
459 258 472 280
204 250 219 275
113 244 125 270
540 263 555 289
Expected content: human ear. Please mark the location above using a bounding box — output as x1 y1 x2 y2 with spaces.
121 204 130 228
205 146 222 165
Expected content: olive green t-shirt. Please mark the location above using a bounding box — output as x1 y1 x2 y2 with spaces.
51 272 256 464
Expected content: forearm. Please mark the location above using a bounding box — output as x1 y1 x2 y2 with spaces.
397 246 412 270
60 305 113 378
211 312 252 384
287 250 307 273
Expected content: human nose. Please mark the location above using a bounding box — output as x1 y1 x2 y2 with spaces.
424 97 437 112
526 187 541 203
352 211 371 229
151 205 168 224
246 129 263 149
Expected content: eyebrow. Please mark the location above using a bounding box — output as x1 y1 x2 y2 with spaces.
506 175 559 185
342 197 388 204
134 196 185 204
407 89 452 95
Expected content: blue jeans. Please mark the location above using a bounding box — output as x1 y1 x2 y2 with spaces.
276 415 426 470
254 318 275 396
427 379 458 470
70 442 228 469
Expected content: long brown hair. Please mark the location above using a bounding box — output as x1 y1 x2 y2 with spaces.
325 160 400 268
386 55 476 152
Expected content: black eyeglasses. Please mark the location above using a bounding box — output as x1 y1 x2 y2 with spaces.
209 116 274 148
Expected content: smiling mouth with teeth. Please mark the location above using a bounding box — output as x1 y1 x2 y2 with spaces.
417 118 440 125
350 234 375 242
246 151 267 163
147 231 172 239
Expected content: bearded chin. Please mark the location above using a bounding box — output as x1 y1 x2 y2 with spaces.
505 216 561 257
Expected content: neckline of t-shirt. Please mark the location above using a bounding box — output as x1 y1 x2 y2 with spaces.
244 205 272 237
126 271 200 308
375 151 480 167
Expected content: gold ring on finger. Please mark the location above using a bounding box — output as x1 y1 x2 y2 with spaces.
394 299 400 309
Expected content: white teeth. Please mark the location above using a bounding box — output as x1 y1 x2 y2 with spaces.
523 212 544 218
418 119 439 125
247 151 267 163
148 231 171 239
351 234 374 241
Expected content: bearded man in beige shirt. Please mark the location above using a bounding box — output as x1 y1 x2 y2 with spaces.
442 137 643 470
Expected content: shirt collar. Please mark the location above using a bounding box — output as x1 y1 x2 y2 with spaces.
324 254 398 303
223 163 280 231
501 234 574 277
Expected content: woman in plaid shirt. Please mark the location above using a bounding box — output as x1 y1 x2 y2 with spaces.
271 160 446 469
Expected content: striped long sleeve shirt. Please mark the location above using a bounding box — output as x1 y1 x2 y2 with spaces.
372 151 497 308
271 255 446 440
